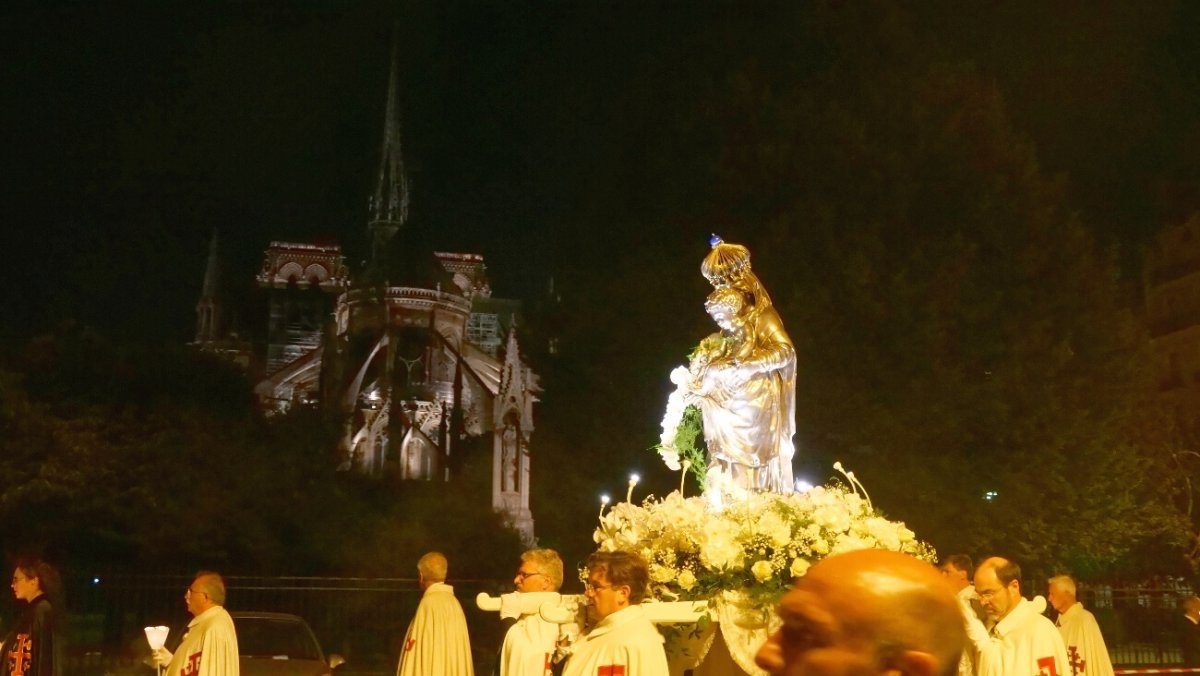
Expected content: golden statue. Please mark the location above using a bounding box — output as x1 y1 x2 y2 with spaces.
686 236 796 494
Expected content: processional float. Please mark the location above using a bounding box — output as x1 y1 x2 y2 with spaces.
479 237 933 676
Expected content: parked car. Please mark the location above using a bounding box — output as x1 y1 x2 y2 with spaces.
232 611 345 676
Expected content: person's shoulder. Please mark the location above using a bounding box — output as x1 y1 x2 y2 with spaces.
1032 612 1059 630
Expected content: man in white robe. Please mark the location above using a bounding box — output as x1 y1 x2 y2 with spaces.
562 551 668 676
495 549 563 676
153 571 240 676
967 557 1068 676
755 549 965 676
397 551 473 676
941 554 985 676
1048 576 1114 676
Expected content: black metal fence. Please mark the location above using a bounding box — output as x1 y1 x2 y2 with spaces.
24 576 1198 674
1076 584 1193 666
53 573 511 675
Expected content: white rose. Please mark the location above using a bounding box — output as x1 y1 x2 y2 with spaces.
678 569 697 591
700 529 744 571
649 563 676 583
865 517 901 550
751 560 774 583
659 449 681 471
758 511 793 548
790 558 811 578
813 505 851 533
831 532 874 555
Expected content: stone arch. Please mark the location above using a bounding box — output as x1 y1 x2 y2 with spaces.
304 263 330 283
277 261 304 283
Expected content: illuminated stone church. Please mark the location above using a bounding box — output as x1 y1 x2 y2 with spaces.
202 38 539 542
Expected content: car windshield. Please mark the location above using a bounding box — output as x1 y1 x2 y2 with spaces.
235 616 322 661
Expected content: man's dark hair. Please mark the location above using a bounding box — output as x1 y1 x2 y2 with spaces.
586 551 650 605
941 554 973 574
991 558 1022 588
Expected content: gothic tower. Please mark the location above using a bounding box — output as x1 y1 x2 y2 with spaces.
367 27 410 269
195 229 222 344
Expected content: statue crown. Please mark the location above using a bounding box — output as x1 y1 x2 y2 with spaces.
702 235 752 288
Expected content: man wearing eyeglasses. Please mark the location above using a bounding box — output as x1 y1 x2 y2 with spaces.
966 557 1068 676
494 549 564 676
152 571 240 675
561 551 668 676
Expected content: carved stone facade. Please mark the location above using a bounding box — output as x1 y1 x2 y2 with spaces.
242 35 539 544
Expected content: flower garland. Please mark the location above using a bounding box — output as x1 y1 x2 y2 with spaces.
593 484 935 609
656 336 724 491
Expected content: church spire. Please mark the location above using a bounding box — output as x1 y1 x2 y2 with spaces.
368 25 410 266
195 228 221 343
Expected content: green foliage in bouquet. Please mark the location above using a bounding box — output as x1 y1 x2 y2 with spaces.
673 404 707 491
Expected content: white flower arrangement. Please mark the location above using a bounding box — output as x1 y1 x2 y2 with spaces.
593 485 934 608
657 366 692 471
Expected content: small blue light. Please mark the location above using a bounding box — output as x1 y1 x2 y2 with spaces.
92 577 101 585
709 234 723 248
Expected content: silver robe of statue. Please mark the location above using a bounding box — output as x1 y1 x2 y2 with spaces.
687 237 796 494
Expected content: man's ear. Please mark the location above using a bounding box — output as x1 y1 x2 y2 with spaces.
886 650 939 676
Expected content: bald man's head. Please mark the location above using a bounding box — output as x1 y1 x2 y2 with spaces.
756 549 965 676
974 557 1022 623
417 552 448 590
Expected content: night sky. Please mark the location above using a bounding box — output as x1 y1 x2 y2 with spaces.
5 1 1200 340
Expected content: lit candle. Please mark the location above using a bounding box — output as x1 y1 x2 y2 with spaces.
598 494 610 519
145 625 170 676
679 460 691 495
626 473 640 503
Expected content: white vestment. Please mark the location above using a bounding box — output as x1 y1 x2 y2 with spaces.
954 585 985 676
397 582 474 676
966 597 1069 676
1056 603 1114 676
562 605 668 676
165 606 240 676
498 593 560 676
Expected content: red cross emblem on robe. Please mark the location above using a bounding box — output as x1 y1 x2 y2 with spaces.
1067 646 1086 676
181 651 202 676
597 666 626 676
1037 656 1060 676
543 652 552 674
7 634 31 676
405 638 416 653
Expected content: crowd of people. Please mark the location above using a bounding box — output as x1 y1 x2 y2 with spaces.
396 547 1092 676
400 548 1152 676
7 548 1200 675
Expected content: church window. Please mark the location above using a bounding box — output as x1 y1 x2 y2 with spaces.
467 312 501 355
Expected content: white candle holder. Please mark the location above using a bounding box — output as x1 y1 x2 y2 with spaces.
144 625 169 676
